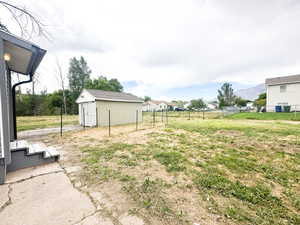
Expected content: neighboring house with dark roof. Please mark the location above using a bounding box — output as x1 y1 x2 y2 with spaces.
76 89 144 126
266 74 300 112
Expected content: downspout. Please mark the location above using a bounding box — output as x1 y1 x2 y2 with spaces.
11 73 33 140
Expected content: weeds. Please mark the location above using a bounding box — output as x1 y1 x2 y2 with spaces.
154 151 187 172
78 118 300 225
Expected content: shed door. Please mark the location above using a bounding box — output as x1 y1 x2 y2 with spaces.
81 102 96 127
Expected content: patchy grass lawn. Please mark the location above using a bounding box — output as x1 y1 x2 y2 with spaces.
143 111 223 120
17 115 78 131
226 112 300 121
48 118 300 225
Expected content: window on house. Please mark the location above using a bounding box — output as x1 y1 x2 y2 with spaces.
280 85 287 93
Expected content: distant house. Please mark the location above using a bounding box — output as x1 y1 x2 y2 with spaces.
183 102 191 109
266 74 300 112
206 103 217 110
142 100 169 111
76 89 143 126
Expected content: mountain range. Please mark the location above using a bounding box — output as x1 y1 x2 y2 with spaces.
235 83 265 101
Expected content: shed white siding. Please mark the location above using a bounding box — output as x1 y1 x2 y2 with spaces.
77 89 143 127
76 89 95 104
79 102 97 126
96 101 142 126
266 83 300 112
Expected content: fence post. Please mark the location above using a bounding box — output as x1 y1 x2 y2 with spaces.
203 110 205 120
60 104 63 137
108 109 111 136
188 110 191 120
136 110 138 131
96 107 99 127
153 110 156 127
83 107 85 129
166 109 168 125
161 110 163 122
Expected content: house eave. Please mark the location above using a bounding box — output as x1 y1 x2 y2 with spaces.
266 81 300 86
95 98 143 103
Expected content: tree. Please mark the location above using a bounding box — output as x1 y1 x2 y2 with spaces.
108 78 123 92
144 96 151 102
254 93 266 111
189 98 207 109
85 76 123 92
217 83 236 108
172 100 188 108
0 21 8 32
68 56 91 98
55 58 67 114
235 97 249 107
0 1 49 39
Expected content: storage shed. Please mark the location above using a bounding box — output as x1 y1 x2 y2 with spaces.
76 89 144 127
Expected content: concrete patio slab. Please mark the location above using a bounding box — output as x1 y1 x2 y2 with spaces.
74 212 114 225
5 162 63 183
0 172 95 225
0 184 9 209
119 213 145 225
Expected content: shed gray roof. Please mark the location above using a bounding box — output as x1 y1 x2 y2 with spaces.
85 89 144 103
266 74 300 86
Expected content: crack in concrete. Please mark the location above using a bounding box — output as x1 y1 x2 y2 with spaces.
0 169 64 215
58 162 122 225
5 169 64 185
0 184 12 214
71 209 100 225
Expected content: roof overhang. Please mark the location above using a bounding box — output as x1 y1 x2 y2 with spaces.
0 30 46 75
94 98 144 103
265 74 300 86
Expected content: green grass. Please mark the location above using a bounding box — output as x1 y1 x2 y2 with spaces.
226 112 300 121
17 115 78 131
154 151 187 172
142 111 222 120
76 118 300 225
169 119 300 136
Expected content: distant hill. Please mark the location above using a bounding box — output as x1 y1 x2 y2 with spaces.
235 84 265 101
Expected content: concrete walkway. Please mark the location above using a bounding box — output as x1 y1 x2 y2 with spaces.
0 163 114 225
18 125 82 138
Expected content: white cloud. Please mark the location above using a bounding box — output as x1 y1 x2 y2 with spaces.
3 0 300 98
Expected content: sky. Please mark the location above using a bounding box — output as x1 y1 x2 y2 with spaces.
2 0 300 101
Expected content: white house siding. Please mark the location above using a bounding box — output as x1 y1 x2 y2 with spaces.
142 102 168 111
266 83 300 112
142 103 157 112
0 39 10 163
96 101 142 126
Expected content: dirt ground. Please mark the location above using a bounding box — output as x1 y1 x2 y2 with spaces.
23 124 229 225
21 119 300 225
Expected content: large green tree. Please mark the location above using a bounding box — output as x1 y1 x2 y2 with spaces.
189 98 207 109
217 83 236 108
144 96 151 102
235 96 249 107
254 93 266 111
68 56 92 98
85 76 123 92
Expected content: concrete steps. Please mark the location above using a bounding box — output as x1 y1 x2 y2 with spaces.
7 140 59 172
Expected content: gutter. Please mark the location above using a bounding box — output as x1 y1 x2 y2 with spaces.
11 73 33 140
